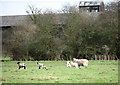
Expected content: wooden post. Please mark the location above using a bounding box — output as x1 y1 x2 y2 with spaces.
109 55 111 60
104 55 106 60
108 55 110 60
95 55 97 60
99 55 101 60
102 55 104 60
113 56 115 60
111 56 113 60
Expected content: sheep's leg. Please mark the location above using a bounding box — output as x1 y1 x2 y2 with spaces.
84 65 87 68
83 62 88 68
19 66 21 69
43 67 46 69
45 67 48 70
78 65 81 69
39 66 41 69
76 64 79 69
24 66 26 69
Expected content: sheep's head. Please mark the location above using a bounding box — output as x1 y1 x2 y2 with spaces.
37 62 39 64
67 61 70 63
73 58 76 61
17 62 20 64
70 61 73 64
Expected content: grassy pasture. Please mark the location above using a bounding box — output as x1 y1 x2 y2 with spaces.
1 60 118 83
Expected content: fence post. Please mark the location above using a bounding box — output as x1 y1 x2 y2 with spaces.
95 55 97 60
104 55 106 60
102 55 104 60
108 55 110 60
99 55 101 60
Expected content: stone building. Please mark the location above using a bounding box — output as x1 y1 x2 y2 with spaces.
79 0 104 12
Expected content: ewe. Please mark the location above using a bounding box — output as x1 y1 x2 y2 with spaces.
17 62 26 69
70 61 79 69
37 62 47 70
73 58 88 68
67 61 71 68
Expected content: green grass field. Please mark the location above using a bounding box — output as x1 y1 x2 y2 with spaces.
1 60 118 83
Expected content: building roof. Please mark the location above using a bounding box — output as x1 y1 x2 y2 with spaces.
0 12 101 28
0 15 28 27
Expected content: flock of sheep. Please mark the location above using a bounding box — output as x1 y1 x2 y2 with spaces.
67 58 88 69
17 58 88 70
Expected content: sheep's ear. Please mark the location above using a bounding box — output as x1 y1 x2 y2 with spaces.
17 62 20 64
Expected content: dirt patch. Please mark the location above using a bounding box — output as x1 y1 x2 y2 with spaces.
0 78 6 81
31 78 34 80
32 69 35 71
49 74 53 76
112 69 116 71
73 74 81 76
3 70 8 72
14 70 19 72
38 79 43 81
99 72 107 74
38 78 49 81
38 75 58 80
82 78 86 81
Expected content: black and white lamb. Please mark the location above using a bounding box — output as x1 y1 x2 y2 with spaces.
17 62 26 69
37 62 47 70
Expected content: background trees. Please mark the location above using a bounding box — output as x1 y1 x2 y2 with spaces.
11 19 37 60
2 2 119 60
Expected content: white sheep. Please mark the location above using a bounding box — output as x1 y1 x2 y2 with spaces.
17 62 26 69
73 58 88 68
66 61 71 68
70 61 79 69
37 62 47 69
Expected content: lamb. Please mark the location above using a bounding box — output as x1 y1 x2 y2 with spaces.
17 62 26 69
70 61 79 69
37 62 47 70
66 61 71 68
73 58 88 68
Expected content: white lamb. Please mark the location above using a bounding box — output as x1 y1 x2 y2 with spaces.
70 61 79 69
66 61 71 68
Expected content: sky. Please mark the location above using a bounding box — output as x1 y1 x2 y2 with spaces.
0 0 115 16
